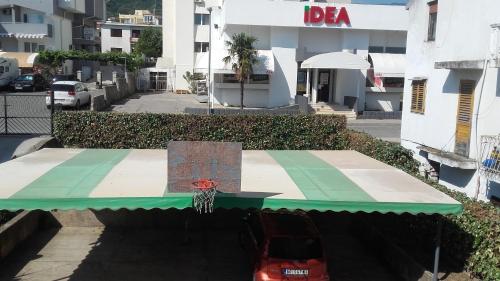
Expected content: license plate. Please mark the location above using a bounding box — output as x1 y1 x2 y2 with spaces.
282 269 309 276
15 85 22 90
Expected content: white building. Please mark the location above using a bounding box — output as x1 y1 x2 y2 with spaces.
0 0 104 53
157 0 408 111
100 22 161 54
401 0 500 201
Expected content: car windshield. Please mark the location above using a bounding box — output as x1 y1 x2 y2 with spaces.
51 84 75 91
17 75 33 81
268 237 323 260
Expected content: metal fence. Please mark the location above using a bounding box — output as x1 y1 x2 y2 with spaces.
479 135 500 182
0 93 52 135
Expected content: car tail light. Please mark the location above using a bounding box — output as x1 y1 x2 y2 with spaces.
68 90 76 96
47 91 53 96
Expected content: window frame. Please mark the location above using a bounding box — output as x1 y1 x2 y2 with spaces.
110 28 123 38
427 1 438 42
410 79 427 114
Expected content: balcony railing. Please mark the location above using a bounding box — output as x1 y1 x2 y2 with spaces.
0 22 49 37
479 135 500 182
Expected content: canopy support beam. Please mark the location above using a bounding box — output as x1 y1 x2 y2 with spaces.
432 218 443 281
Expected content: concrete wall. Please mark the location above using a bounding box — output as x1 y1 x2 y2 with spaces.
401 0 500 200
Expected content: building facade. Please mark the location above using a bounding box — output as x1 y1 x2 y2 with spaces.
0 0 78 52
157 0 408 110
119 10 160 26
100 21 161 54
71 0 107 52
401 0 500 201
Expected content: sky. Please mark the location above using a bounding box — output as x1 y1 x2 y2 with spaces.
353 0 408 5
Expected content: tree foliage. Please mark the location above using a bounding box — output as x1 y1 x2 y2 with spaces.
223 33 258 109
134 27 162 58
183 71 206 94
106 0 162 18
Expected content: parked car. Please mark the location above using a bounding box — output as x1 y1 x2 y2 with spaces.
46 81 90 110
50 74 77 85
239 211 329 281
10 73 48 92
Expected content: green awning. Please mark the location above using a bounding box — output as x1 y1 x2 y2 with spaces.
0 149 462 215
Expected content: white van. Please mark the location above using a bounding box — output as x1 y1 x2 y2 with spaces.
0 58 19 88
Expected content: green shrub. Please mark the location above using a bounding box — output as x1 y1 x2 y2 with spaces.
54 112 348 150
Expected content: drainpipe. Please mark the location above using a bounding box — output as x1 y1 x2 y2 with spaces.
473 58 489 200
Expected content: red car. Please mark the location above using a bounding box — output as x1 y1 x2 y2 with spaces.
239 211 329 281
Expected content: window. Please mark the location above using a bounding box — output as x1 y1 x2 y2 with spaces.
383 77 405 88
368 46 385 53
411 80 427 114
385 47 406 54
31 43 38 52
427 1 438 41
23 14 27 23
194 42 209 53
38 45 45 51
131 30 141 38
48 24 53 38
110 29 123 37
194 13 210 25
24 42 30 52
249 74 270 84
5 67 9 73
110 47 122 53
455 80 476 157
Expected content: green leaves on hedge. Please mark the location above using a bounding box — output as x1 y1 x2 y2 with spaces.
53 112 347 150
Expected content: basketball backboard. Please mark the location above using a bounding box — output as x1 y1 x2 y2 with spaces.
167 141 242 193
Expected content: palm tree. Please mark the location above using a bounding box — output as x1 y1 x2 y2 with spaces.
223 33 258 109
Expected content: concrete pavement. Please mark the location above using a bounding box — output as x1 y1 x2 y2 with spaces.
111 92 206 114
347 119 402 143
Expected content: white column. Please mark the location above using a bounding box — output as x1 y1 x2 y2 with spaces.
312 68 319 104
306 69 311 99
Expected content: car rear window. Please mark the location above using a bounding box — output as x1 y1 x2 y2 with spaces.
51 84 75 91
268 237 323 260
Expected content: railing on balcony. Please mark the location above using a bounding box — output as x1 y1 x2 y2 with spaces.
479 135 500 182
0 22 49 37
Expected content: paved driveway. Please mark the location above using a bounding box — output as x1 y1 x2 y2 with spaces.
111 92 207 114
347 119 402 143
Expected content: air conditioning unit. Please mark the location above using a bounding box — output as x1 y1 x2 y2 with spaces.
194 0 204 4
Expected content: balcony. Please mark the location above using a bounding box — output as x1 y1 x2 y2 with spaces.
479 135 500 182
0 22 49 38
58 0 85 14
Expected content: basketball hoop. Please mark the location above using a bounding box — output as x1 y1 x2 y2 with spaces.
192 179 218 214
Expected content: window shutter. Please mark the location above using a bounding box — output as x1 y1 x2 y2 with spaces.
411 80 426 114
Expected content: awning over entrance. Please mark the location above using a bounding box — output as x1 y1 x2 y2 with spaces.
301 52 370 70
0 52 39 68
0 33 46 39
0 149 462 214
195 50 275 75
369 53 406 78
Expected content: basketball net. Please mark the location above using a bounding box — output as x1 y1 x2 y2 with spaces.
192 179 218 214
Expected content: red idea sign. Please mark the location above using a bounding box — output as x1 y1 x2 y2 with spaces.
304 6 351 26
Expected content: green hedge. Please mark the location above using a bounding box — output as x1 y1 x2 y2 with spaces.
54 112 348 150
53 112 499 280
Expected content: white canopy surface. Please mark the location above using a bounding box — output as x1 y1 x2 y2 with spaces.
301 52 370 70
369 53 406 78
0 52 39 68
